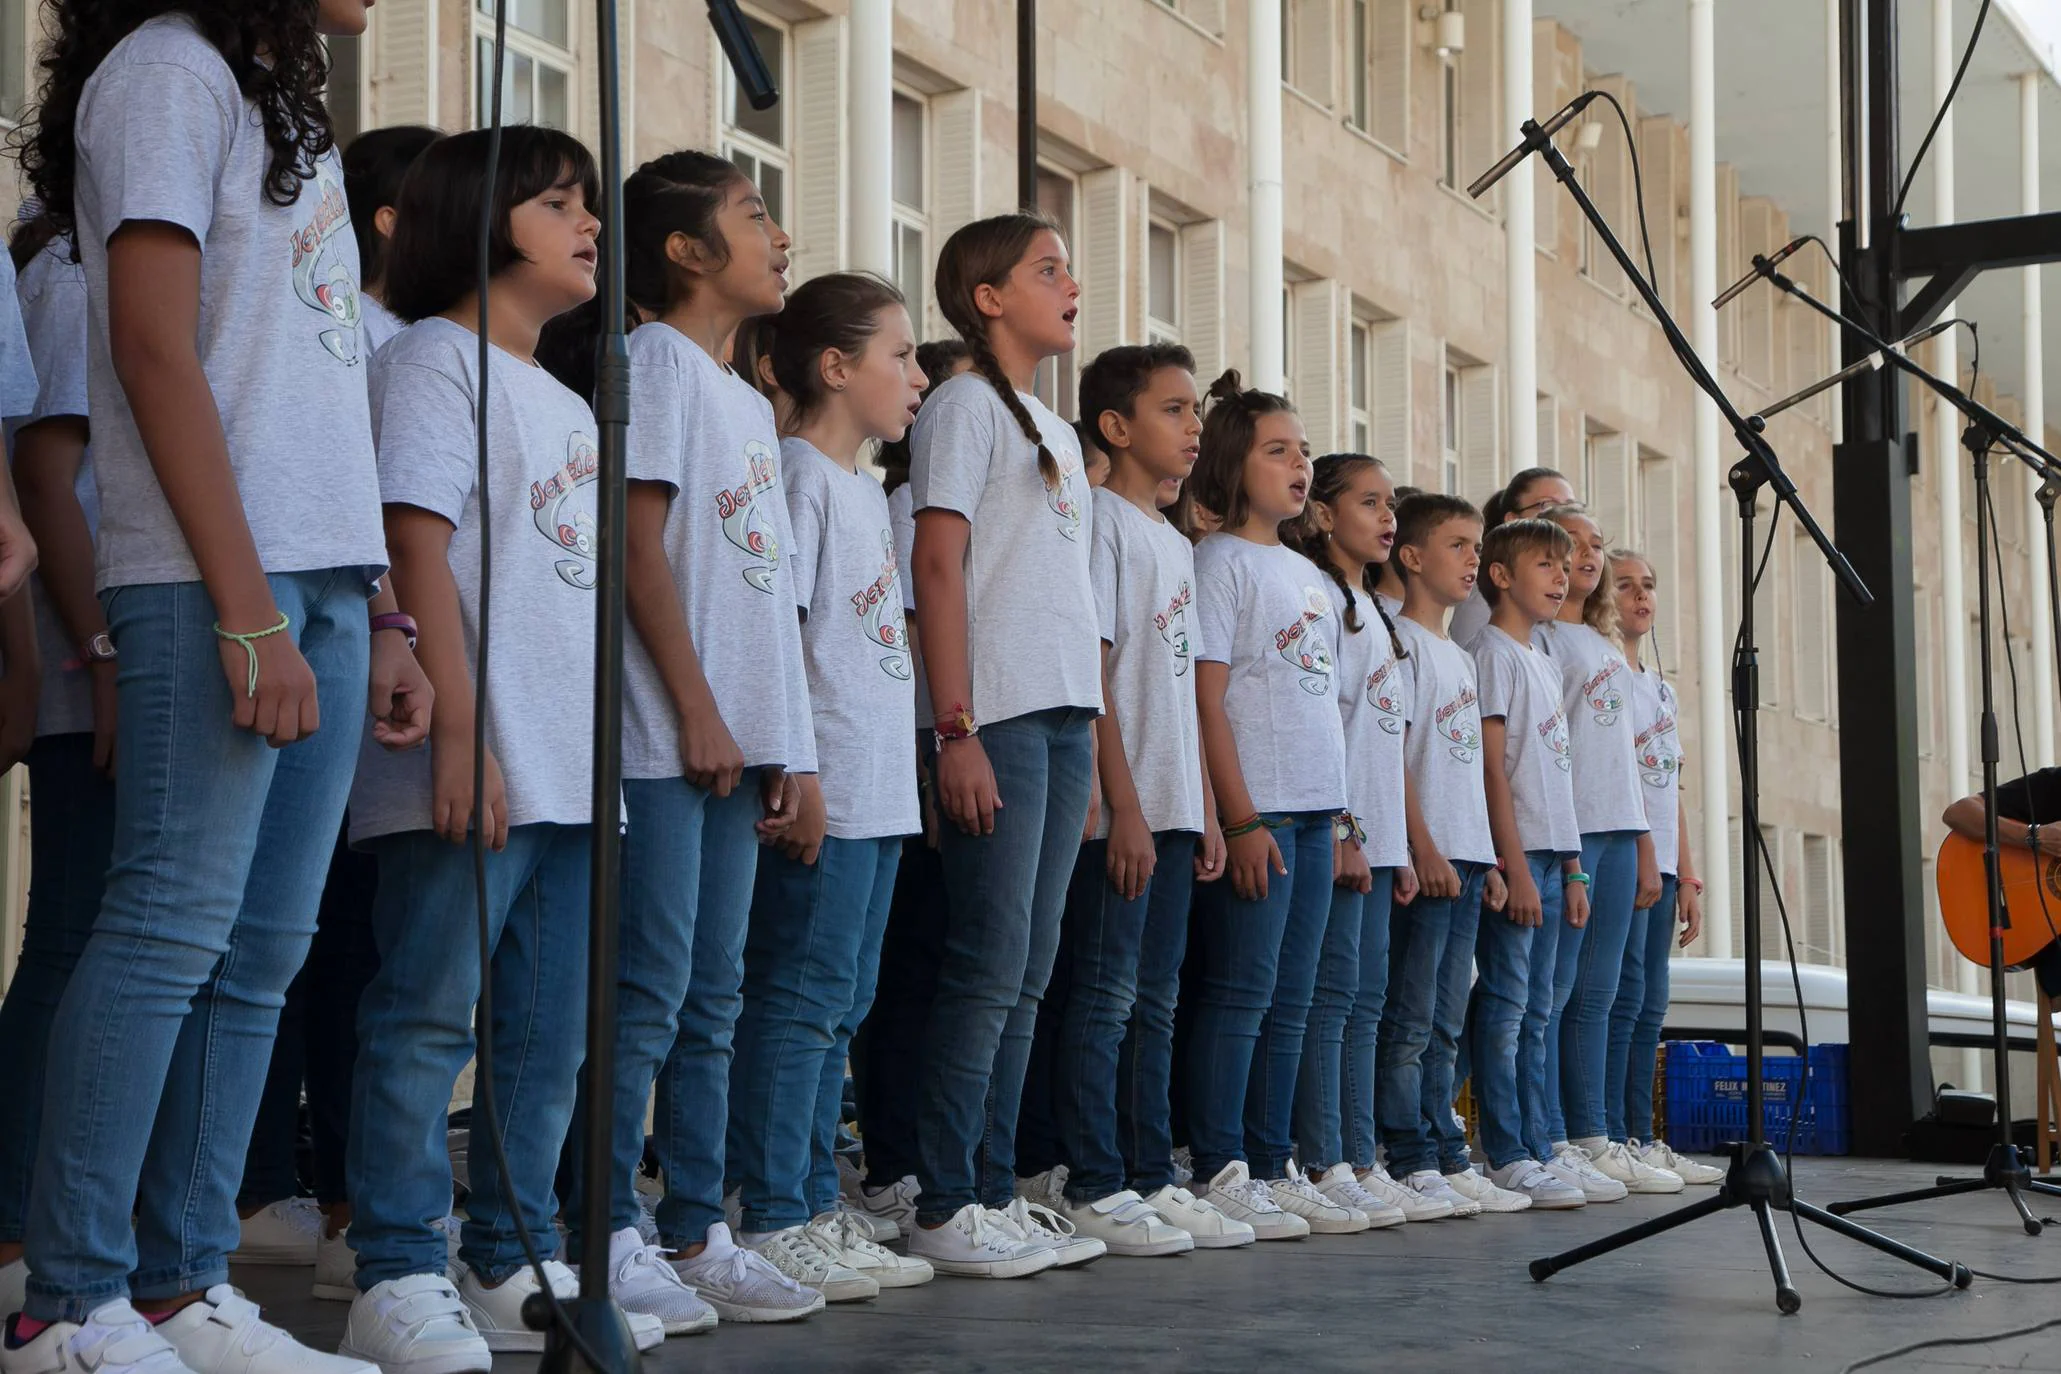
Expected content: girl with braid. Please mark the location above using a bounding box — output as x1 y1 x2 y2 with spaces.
904 213 1105 1277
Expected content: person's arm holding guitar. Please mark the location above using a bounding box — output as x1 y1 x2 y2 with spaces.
1943 792 2061 857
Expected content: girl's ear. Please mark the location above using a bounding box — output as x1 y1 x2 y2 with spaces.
972 280 1007 321
373 205 399 242
819 345 856 395
665 229 716 278
1310 499 1337 534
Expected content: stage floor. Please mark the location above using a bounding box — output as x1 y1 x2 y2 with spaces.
236 1158 2061 1373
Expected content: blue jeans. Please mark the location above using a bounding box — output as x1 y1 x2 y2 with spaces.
1608 875 1679 1142
348 825 589 1287
1339 870 1395 1171
915 708 1094 1224
1470 853 1555 1170
851 822 946 1186
24 571 368 1320
1116 838 1197 1195
1521 858 1575 1163
1559 830 1642 1142
1184 814 1334 1182
0 735 117 1244
1296 867 1395 1171
1377 862 1488 1177
729 834 901 1229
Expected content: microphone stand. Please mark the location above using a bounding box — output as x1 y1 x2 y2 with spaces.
1476 115 1972 1311
1747 264 2061 1231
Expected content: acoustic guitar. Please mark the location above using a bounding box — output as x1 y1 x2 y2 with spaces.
1937 831 2061 969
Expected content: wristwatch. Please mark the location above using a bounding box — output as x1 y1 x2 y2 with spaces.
82 632 117 664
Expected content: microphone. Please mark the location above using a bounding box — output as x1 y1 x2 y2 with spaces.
1713 236 1808 310
709 0 779 110
1467 91 1601 200
1753 318 1957 424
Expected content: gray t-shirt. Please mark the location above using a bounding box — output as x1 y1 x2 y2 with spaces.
1394 617 1496 865
349 318 598 842
1630 663 1683 875
909 371 1100 725
1090 488 1204 837
783 438 918 840
1448 583 1492 650
11 243 98 739
621 322 814 779
1193 534 1348 816
1536 620 1650 835
361 294 405 356
887 481 930 729
74 14 385 589
1334 593 1410 870
1472 624 1579 855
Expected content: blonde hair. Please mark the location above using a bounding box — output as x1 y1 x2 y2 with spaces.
1540 502 1620 645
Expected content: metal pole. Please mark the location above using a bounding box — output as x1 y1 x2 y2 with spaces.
1017 0 1037 211
1248 0 1285 393
1502 0 1536 472
2022 72 2054 764
849 0 894 276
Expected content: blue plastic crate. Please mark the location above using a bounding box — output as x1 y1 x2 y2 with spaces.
1663 1041 1851 1156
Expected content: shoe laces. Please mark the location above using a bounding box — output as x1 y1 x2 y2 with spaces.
750 1230 835 1287
1554 1145 1605 1180
1600 1140 1652 1176
1270 1175 1334 1208
1326 1174 1387 1211
964 1208 1034 1257
1000 1196 1074 1242
1641 1140 1684 1169
1216 1175 1285 1214
811 1211 891 1263
613 1239 691 1291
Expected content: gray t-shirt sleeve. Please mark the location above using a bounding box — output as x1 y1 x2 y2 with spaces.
21 265 88 423
1195 558 1237 667
787 479 826 620
1090 514 1121 645
371 359 476 524
910 392 997 517
78 57 234 247
1474 636 1516 721
0 255 36 420
625 351 688 491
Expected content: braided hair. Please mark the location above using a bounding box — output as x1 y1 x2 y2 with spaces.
935 213 1068 491
1284 453 1407 661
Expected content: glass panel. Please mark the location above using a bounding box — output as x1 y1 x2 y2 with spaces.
893 94 925 209
757 161 785 229
1352 418 1370 453
510 52 536 125
894 221 926 326
481 0 568 49
325 33 363 146
1350 323 1369 409
536 61 568 130
1350 0 1369 129
731 18 785 146
1443 366 1459 451
1148 223 1177 328
1 0 29 122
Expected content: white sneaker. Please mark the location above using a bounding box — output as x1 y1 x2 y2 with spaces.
1050 1190 1194 1257
1197 1161 1309 1242
1637 1139 1725 1186
1354 1167 1454 1222
1403 1170 1481 1218
904 1203 1057 1279
742 1226 877 1304
632 1193 659 1247
601 1227 716 1336
2 1302 195 1374
457 1261 662 1353
672 1224 825 1321
1267 1172 1371 1234
1137 1184 1255 1249
340 1276 489 1374
1309 1163 1405 1229
834 1159 899 1244
230 1199 324 1267
1171 1147 1195 1189
0 1258 25 1322
1489 1158 1587 1210
850 1176 921 1242
312 1229 356 1303
802 1211 933 1289
157 1286 373 1374
1547 1143 1630 1202
996 1197 1107 1267
1442 1166 1533 1214
1578 1137 1685 1195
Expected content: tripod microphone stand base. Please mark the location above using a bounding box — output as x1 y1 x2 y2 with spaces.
524 1294 643 1374
1829 1141 2061 1237
1530 1141 1973 1313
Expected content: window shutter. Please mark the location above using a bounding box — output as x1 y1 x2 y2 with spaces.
1754 509 1781 705
1078 167 1132 362
1738 199 1779 388
1180 219 1225 381
1292 0 1337 106
1802 834 1833 964
369 0 437 128
1717 164 1741 367
1290 279 1343 453
1583 75 1633 297
1186 0 1228 35
1586 432 1631 547
1458 0 1501 212
1535 394 1558 470
1373 0 1410 150
1637 113 1678 318
1458 363 1500 503
1372 319 1410 480
789 16 848 286
1530 19 1556 250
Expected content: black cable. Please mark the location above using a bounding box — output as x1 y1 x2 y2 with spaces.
1891 0 1992 223
465 5 603 1365
1591 89 1659 303
1983 456 2061 949
1840 1313 2061 1374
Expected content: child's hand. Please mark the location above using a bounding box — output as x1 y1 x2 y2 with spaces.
221 620 320 747
368 630 433 752
936 736 1002 835
1635 848 1663 910
1394 863 1420 906
1334 836 1373 894
1679 881 1704 948
1107 806 1157 902
431 727 508 851
1228 826 1286 901
1504 865 1541 926
1415 852 1460 900
756 767 799 841
1565 876 1591 928
1195 814 1227 884
776 773 827 865
1485 867 1509 913
680 701 746 798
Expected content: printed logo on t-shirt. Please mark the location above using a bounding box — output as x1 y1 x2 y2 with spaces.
1434 684 1482 764
1542 707 1573 774
1367 653 1405 736
1156 580 1194 677
1049 452 1085 542
1637 691 1681 788
1580 656 1628 726
852 528 912 681
529 433 601 590
717 439 782 593
1275 586 1335 696
289 162 362 366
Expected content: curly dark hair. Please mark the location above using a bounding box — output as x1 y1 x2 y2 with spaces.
19 2 337 244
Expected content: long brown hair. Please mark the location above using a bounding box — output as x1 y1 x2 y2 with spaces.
1284 452 1406 660
1541 501 1621 644
1188 369 1297 536
934 212 1066 490
765 272 907 424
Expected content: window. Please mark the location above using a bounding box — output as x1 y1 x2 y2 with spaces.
891 91 929 332
1349 319 1372 455
722 13 790 226
1 0 29 126
1441 362 1461 495
474 0 572 132
1148 220 1180 344
1283 0 1335 105
1153 0 1227 34
1348 0 1370 131
1349 0 1409 151
1582 427 1630 547
1637 447 1678 641
326 34 366 148
1032 166 1077 417
1440 56 1460 189
1801 834 1839 967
